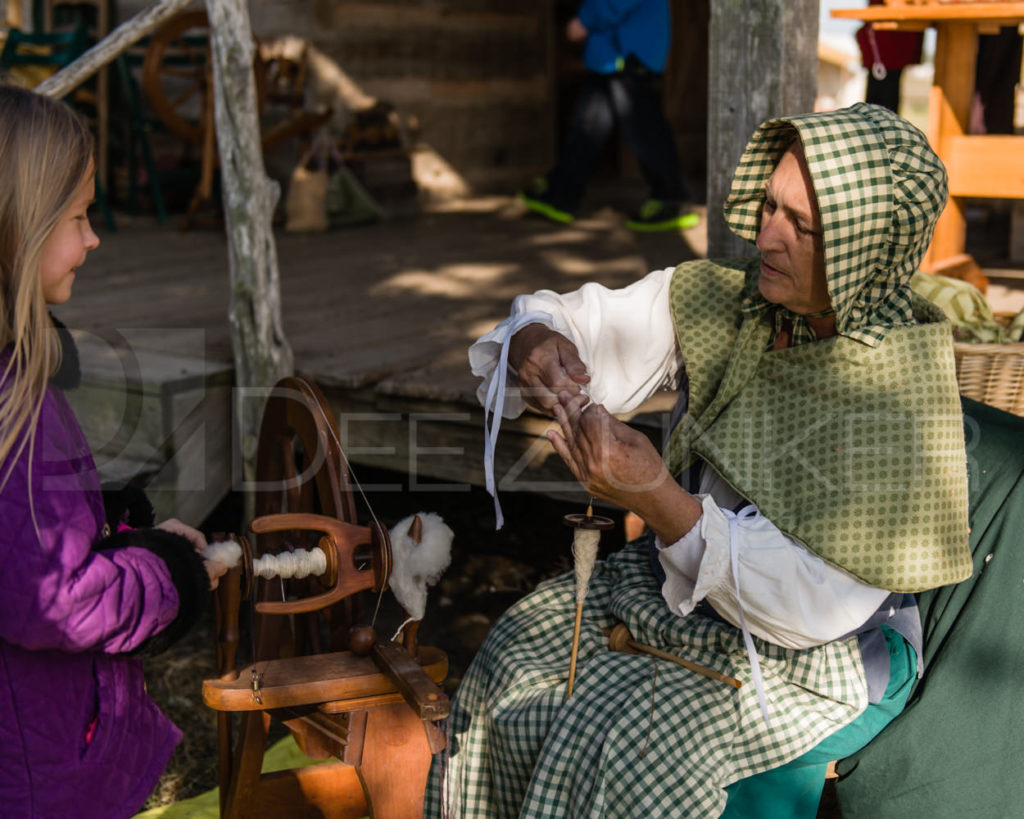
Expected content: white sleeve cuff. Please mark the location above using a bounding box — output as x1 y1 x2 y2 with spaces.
469 307 556 419
658 496 891 648
657 494 728 617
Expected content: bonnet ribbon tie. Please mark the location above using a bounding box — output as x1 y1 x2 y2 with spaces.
482 311 552 530
726 504 772 726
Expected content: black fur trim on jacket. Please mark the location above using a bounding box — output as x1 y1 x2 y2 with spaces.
101 482 156 530
48 313 80 390
93 527 210 657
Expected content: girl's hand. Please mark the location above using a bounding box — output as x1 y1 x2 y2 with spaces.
156 518 208 552
157 519 224 590
204 558 228 590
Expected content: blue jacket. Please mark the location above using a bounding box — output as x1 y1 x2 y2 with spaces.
576 0 671 74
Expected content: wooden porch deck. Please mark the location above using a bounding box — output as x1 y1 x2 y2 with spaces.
57 193 707 523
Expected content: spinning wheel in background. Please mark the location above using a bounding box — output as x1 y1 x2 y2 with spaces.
140 9 272 227
141 9 267 145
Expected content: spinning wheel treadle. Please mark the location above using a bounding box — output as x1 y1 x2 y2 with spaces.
202 376 449 818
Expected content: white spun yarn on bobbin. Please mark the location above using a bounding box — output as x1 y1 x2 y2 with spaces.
253 548 326 580
572 529 600 605
201 539 326 580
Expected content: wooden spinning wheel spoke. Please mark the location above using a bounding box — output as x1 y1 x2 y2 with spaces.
141 10 263 145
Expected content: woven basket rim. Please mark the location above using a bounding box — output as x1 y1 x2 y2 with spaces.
953 341 1024 353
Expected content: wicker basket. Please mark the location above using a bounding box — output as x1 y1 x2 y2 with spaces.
954 341 1024 416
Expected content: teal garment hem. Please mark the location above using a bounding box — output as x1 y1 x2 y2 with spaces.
720 625 917 819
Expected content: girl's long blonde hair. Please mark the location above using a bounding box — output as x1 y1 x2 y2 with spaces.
0 86 94 486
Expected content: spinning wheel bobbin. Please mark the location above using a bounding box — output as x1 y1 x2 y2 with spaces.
247 512 390 617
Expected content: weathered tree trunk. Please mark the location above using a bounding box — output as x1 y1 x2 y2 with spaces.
36 0 194 100
706 0 818 257
205 0 293 513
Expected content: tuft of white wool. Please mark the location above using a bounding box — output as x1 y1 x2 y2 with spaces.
388 512 454 621
203 539 243 569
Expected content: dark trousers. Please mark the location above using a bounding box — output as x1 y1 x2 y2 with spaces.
865 68 903 113
544 60 688 213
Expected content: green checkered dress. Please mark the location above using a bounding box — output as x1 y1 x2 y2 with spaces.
427 541 866 818
431 104 970 817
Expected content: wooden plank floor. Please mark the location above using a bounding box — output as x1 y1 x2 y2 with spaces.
59 196 705 394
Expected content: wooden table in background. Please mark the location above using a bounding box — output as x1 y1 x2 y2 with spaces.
833 2 1024 289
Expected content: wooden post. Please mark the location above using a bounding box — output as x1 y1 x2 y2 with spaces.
706 0 819 257
205 0 294 518
925 21 978 268
35 0 194 100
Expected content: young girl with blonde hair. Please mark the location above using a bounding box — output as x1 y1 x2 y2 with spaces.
0 85 224 818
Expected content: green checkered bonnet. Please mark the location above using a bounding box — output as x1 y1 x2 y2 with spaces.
724 102 948 347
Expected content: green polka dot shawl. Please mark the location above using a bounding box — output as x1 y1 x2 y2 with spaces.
664 105 971 592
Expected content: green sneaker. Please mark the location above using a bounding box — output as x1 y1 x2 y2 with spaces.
627 199 700 232
519 178 574 224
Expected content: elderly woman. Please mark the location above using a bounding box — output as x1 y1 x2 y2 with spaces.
429 104 971 818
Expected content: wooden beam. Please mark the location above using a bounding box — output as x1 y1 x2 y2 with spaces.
831 3 1024 24
35 0 194 99
206 0 294 520
706 0 819 257
946 135 1024 199
927 21 979 265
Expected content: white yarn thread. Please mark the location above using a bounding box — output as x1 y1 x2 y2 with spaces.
572 528 601 604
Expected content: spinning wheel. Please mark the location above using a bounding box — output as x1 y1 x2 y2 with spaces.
140 10 329 228
203 377 449 818
141 10 266 145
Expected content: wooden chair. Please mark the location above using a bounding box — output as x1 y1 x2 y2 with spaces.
202 376 449 818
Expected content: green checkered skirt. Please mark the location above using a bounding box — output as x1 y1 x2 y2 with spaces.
427 541 867 817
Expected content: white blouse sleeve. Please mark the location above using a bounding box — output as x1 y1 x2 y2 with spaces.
469 267 681 418
657 492 890 649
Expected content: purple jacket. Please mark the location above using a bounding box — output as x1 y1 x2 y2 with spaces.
0 363 209 817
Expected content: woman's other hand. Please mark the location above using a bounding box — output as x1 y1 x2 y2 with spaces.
547 392 702 543
509 324 590 415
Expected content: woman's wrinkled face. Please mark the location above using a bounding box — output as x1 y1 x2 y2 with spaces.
755 145 830 315
40 162 99 305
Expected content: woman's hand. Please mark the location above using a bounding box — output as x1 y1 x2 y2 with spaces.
508 324 590 415
546 392 703 543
